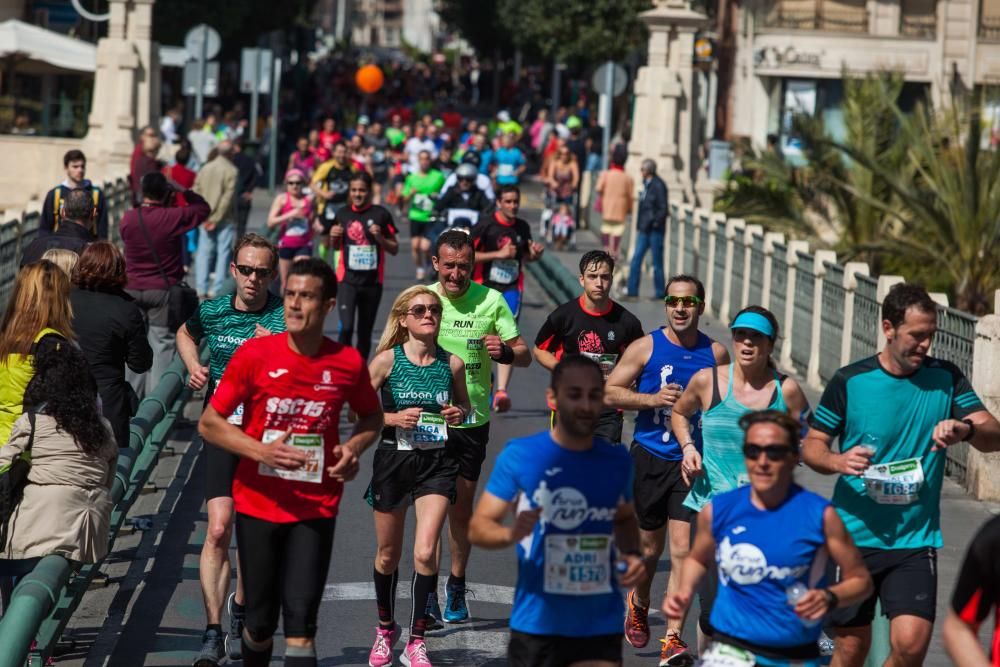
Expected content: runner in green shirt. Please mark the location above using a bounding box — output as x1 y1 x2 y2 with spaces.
428 228 531 626
401 150 445 281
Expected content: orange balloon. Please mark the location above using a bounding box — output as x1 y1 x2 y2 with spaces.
355 64 384 94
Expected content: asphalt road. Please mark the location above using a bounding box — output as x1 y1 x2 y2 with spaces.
58 188 998 666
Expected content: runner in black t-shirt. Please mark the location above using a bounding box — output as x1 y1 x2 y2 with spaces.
330 172 399 360
534 250 644 442
944 514 1000 667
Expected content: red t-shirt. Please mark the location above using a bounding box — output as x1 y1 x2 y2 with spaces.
209 332 380 523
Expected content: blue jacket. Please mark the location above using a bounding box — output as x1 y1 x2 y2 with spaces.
636 175 668 232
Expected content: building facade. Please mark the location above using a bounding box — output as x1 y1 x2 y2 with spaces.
726 0 1000 149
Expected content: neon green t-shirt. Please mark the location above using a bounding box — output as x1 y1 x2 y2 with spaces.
385 127 406 147
403 169 445 222
435 281 519 427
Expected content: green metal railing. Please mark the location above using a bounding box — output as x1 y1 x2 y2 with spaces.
851 273 880 361
935 305 978 484
0 352 198 667
525 252 583 306
818 261 846 383
770 242 788 355
790 251 815 372
747 232 766 307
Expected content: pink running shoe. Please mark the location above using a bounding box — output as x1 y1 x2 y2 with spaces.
400 638 433 667
369 623 401 667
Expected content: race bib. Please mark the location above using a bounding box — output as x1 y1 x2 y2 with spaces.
863 457 924 505
348 244 378 271
227 403 244 426
582 352 618 380
414 194 434 212
543 534 612 596
497 163 515 177
489 259 520 285
446 208 479 227
330 180 349 195
698 643 756 667
324 204 338 221
286 218 310 236
258 430 324 484
397 412 449 451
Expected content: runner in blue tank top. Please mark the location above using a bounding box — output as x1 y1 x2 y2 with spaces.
664 410 872 667
470 356 646 667
606 275 729 665
671 306 810 640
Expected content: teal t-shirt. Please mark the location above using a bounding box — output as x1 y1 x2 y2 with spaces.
185 293 287 383
809 355 983 550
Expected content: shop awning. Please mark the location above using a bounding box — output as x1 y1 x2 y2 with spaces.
0 19 96 73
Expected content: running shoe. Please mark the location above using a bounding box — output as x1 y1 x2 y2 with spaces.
225 592 244 660
400 638 433 667
425 591 444 631
624 589 650 648
369 622 401 667
192 628 225 666
443 586 470 623
659 634 694 667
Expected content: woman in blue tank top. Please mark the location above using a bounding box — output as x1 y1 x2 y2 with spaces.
663 410 872 666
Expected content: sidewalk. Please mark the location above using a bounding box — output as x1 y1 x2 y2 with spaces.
536 215 998 666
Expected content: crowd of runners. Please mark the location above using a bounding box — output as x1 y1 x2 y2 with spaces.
179 103 1000 667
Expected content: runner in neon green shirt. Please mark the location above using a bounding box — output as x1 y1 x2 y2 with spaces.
427 228 531 625
401 150 445 280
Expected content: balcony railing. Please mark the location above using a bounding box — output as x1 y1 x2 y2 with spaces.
982 15 1000 40
899 14 936 38
760 5 869 33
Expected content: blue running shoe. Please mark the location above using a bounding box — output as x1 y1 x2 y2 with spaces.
425 591 444 631
443 586 470 624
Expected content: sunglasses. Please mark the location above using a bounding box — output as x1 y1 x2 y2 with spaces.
664 295 703 308
408 304 443 318
235 265 272 279
286 180 304 186
458 176 475 182
743 443 795 461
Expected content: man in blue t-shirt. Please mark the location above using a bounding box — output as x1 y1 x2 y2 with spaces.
803 283 1000 667
470 356 645 666
489 132 526 187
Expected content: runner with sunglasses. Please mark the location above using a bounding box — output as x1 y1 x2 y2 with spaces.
266 169 315 291
669 305 809 647
177 233 287 665
365 286 471 667
605 274 729 666
533 250 644 443
663 410 872 667
328 172 399 360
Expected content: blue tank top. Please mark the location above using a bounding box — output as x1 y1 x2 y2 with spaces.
632 329 716 460
710 484 830 650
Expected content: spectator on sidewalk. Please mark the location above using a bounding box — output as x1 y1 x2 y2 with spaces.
595 145 634 262
121 172 210 398
193 141 239 299
231 136 260 241
188 118 219 168
39 149 108 239
130 126 163 205
626 159 668 299
21 189 96 266
163 141 199 274
42 249 79 277
71 242 153 449
0 342 117 577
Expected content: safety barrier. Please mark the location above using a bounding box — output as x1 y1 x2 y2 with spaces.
0 351 199 667
525 252 583 305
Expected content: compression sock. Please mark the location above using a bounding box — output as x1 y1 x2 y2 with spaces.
205 623 222 635
374 567 399 625
447 574 465 591
410 572 438 639
241 631 273 667
285 644 317 667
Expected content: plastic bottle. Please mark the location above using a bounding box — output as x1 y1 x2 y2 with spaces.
785 581 821 628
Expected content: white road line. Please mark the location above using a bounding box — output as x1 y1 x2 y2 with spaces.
322 581 515 605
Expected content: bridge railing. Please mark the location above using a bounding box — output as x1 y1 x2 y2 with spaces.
650 203 1000 500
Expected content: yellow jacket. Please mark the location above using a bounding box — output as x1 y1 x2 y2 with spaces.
0 327 65 445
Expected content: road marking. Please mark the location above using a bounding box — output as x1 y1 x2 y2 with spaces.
322 581 515 605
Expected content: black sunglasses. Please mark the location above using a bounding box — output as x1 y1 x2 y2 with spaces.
458 176 475 182
286 180 304 186
408 304 443 318
743 443 796 461
235 264 272 278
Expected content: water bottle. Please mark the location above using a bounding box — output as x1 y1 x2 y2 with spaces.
860 433 879 457
785 581 821 627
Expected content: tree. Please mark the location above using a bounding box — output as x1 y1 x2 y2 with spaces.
437 0 512 60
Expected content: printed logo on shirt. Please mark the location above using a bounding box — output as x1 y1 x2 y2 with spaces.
531 481 617 531
577 331 604 354
268 368 289 379
264 397 327 417
467 338 483 351
717 536 809 586
608 331 616 341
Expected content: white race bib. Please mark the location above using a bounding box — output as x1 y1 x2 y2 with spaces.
543 533 612 596
348 244 378 271
397 412 449 451
489 258 520 285
446 208 479 227
414 194 434 212
258 430 324 484
227 403 244 426
497 163 515 177
581 352 618 380
286 218 309 236
863 457 924 505
698 643 756 667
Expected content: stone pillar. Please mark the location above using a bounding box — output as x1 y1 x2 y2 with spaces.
675 203 693 275
718 216 745 323
840 262 870 366
704 212 726 315
970 312 1000 500
779 240 810 371
83 0 159 181
740 224 763 311
807 250 838 388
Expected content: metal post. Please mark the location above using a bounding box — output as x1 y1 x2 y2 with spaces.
550 60 562 118
249 48 260 141
195 24 207 119
602 60 614 169
268 57 283 194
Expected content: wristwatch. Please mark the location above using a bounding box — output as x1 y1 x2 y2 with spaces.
823 588 839 610
962 418 976 440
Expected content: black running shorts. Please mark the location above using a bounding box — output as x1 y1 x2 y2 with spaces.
445 422 491 482
508 630 623 667
366 447 458 512
829 547 938 627
630 443 694 530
